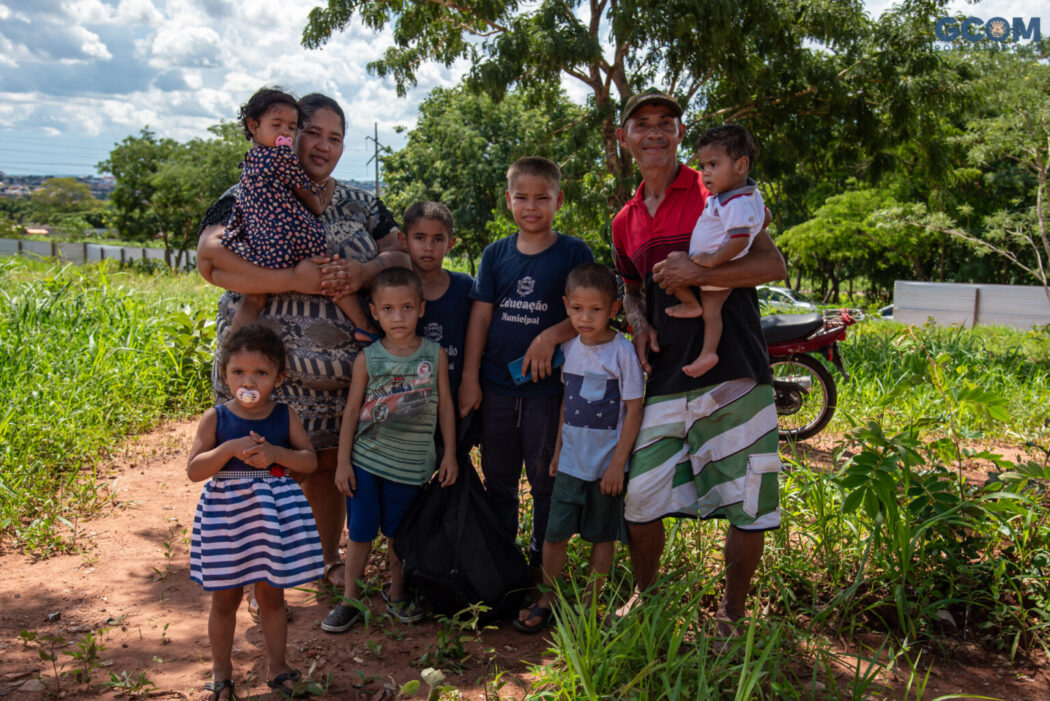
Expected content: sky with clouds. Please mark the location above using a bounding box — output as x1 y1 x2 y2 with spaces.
0 0 1042 182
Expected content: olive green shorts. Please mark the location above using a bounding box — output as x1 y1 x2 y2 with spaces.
545 472 627 544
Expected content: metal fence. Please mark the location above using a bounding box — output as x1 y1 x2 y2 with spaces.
0 237 196 270
893 280 1050 329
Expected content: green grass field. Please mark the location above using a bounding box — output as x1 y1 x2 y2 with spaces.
2 257 1047 697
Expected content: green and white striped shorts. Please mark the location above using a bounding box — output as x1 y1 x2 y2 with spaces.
624 378 782 531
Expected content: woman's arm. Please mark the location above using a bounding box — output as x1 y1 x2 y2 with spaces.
652 230 786 292
196 223 337 296
340 230 411 294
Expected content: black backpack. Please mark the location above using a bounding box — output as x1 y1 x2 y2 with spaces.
393 416 530 622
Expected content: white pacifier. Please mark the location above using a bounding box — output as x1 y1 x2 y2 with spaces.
236 388 261 405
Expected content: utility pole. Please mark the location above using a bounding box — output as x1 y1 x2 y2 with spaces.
366 122 381 198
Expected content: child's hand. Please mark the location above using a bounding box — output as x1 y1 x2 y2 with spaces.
437 455 458 487
522 332 556 381
334 459 356 496
242 431 279 468
548 452 560 478
600 466 625 497
691 253 715 268
229 434 261 454
457 378 482 418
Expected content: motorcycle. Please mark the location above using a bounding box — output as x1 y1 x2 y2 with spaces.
761 308 859 441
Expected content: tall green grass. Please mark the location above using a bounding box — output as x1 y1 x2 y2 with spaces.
0 258 218 553
528 321 1050 698
834 319 1050 438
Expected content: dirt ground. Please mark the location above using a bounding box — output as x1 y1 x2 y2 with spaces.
0 421 1048 700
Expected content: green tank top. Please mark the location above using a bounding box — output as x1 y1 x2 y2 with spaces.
352 338 440 484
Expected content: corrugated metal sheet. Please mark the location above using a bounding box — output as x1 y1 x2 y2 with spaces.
894 280 1050 328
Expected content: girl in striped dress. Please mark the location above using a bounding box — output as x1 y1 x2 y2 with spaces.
188 324 323 700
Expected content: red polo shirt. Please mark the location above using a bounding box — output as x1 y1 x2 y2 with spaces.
613 165 708 285
612 164 771 395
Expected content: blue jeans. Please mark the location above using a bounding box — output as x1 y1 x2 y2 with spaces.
480 391 561 564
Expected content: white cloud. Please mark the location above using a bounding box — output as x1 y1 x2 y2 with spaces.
72 25 111 60
149 24 225 69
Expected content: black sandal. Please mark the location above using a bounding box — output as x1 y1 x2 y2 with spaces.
267 669 310 698
202 679 236 700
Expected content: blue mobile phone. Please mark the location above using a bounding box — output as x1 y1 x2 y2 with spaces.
508 347 565 385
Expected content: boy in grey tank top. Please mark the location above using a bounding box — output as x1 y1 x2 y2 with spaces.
322 268 458 633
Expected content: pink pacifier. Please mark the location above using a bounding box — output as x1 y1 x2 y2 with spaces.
236 388 261 405
275 135 293 147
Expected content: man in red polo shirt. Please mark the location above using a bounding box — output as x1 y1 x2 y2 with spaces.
612 89 787 637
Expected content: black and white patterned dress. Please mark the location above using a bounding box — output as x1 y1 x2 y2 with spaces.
199 182 399 450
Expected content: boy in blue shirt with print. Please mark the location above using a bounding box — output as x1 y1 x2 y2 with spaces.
402 201 477 467
459 157 594 566
515 263 644 632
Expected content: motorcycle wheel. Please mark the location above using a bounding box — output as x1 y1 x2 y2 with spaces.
770 354 837 441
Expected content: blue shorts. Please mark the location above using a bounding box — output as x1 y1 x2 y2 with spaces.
346 466 424 543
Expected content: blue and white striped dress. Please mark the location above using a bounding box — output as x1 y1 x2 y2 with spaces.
190 403 325 591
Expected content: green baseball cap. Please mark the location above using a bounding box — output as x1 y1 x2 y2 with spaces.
620 88 683 126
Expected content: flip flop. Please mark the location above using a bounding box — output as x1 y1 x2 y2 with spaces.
512 602 553 634
267 669 310 698
202 679 236 701
351 326 381 343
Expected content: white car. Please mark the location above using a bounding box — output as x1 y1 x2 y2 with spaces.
756 285 817 311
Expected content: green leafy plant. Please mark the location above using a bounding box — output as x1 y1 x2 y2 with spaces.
101 670 157 697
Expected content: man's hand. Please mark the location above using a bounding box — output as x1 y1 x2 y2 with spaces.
630 320 659 375
521 331 556 381
653 251 705 292
600 466 625 496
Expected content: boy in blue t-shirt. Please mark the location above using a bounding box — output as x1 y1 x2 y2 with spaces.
402 201 477 467
459 157 594 565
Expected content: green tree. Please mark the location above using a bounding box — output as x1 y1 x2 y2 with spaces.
26 178 107 234
304 0 958 209
776 188 936 301
904 47 1050 297
149 123 245 267
382 85 608 269
97 129 178 242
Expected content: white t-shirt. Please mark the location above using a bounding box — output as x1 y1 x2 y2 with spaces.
557 333 645 481
689 179 764 259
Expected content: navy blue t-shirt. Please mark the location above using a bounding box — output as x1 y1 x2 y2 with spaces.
470 233 594 397
417 270 473 399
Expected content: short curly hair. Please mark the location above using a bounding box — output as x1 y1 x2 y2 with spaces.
238 86 299 141
220 323 287 376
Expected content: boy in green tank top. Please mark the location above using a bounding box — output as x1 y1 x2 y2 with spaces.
322 267 459 633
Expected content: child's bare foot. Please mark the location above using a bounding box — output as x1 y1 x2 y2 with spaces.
666 302 703 318
682 352 718 377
